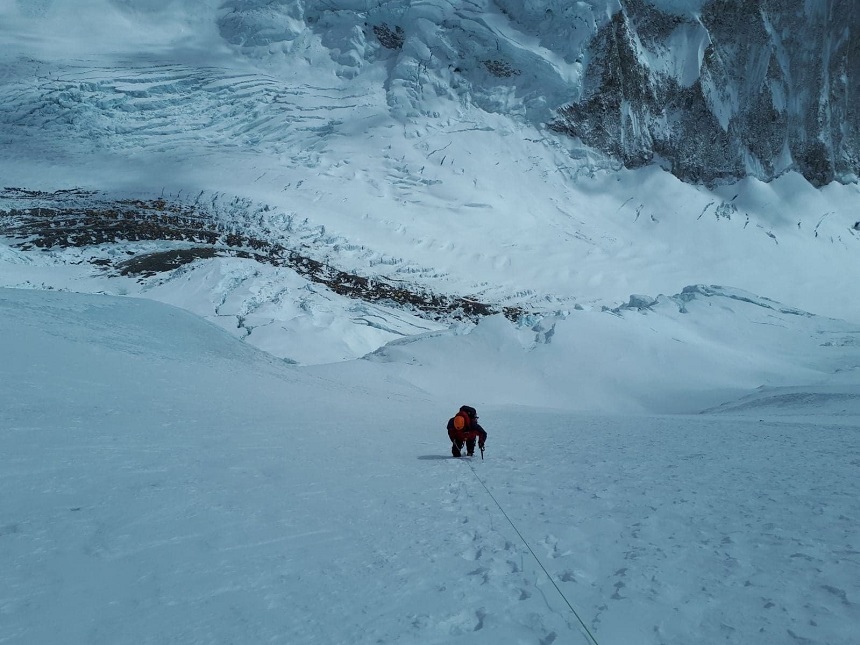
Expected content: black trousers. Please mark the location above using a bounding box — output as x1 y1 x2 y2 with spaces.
450 436 476 457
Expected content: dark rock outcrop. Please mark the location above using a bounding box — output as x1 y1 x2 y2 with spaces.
550 0 859 186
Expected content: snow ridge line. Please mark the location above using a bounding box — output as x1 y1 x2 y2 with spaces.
465 459 600 645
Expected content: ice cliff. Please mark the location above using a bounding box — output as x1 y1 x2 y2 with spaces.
219 0 859 186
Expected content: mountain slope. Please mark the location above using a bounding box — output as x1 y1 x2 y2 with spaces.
2 0 860 340
2 287 859 645
2 5 860 641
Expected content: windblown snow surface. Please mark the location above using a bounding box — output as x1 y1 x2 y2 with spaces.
1 1 860 644
2 286 860 645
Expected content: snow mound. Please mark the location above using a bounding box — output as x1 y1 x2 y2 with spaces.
361 284 860 413
704 385 860 421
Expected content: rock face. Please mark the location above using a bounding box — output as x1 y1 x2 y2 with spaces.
549 0 860 186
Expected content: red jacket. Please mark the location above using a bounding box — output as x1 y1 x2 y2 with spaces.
447 409 487 444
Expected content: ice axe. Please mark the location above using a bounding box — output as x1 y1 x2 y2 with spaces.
479 444 484 460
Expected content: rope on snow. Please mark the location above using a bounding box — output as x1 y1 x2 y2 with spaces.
466 460 600 645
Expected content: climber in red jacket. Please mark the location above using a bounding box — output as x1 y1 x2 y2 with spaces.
446 405 487 458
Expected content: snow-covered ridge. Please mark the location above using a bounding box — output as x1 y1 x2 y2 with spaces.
4 181 860 367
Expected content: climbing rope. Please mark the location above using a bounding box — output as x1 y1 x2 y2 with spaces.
466 460 600 645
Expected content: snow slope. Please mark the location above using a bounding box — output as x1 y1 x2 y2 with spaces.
2 3 860 642
2 287 859 644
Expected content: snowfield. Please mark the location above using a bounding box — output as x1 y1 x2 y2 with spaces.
2 288 859 645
